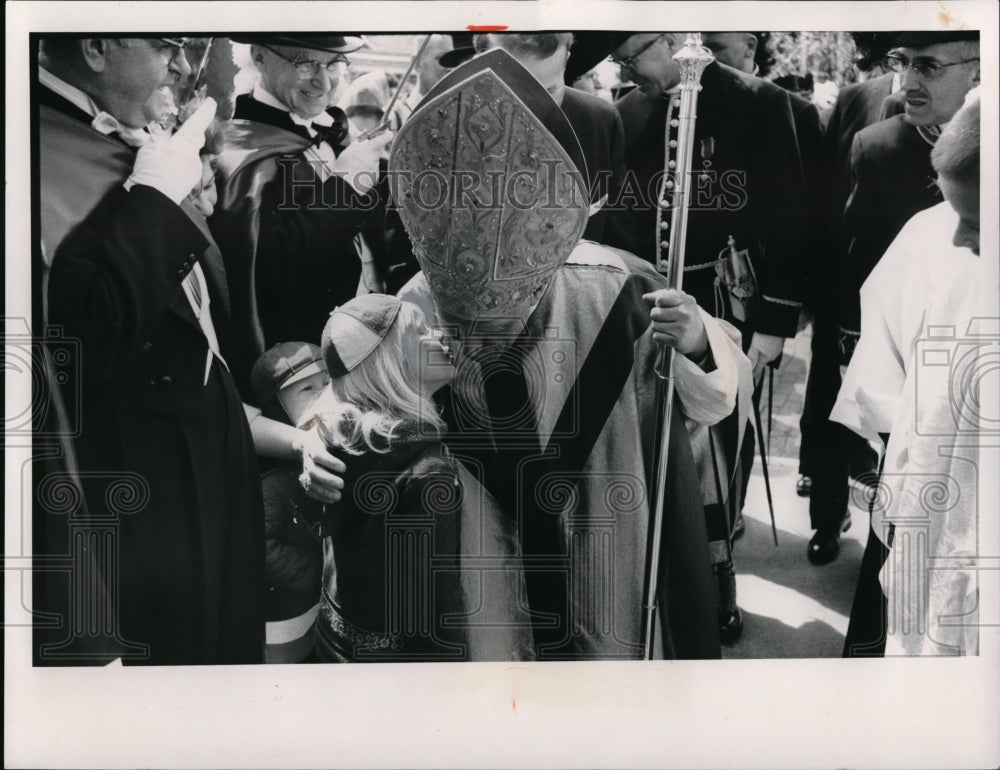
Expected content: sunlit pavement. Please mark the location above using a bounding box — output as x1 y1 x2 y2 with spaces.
723 323 873 659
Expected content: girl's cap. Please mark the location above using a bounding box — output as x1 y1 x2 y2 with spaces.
321 294 402 377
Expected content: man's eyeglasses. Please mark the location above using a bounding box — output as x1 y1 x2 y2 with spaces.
155 38 190 60
263 45 349 79
609 34 665 73
886 53 979 79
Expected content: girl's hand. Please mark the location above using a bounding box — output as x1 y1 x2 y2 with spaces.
293 427 346 504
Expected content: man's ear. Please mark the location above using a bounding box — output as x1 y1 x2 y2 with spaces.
249 44 265 66
79 38 110 74
744 34 758 65
970 64 980 87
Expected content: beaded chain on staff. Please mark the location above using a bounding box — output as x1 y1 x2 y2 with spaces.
642 33 714 660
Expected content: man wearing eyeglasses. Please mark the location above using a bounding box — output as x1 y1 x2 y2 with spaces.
35 36 268 664
839 31 980 366
211 35 394 398
824 30 979 569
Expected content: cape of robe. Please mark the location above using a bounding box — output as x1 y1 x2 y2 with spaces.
402 241 751 659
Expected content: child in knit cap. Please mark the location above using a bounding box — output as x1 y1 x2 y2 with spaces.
250 341 330 663
313 294 533 662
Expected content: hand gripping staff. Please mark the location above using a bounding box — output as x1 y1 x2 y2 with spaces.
642 34 714 660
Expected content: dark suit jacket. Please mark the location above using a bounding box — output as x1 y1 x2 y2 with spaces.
838 114 941 337
786 92 826 294
825 73 896 219
559 87 635 251
617 62 808 338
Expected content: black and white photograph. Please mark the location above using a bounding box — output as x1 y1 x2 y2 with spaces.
5 1 999 767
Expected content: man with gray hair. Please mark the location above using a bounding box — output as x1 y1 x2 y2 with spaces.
211 35 393 397
36 36 266 664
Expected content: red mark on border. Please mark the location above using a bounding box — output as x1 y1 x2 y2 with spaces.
467 25 508 32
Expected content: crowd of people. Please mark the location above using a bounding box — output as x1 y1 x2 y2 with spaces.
32 29 985 665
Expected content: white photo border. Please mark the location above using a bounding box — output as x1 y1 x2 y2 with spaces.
6 2 999 768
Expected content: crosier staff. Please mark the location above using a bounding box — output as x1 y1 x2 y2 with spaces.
642 33 714 660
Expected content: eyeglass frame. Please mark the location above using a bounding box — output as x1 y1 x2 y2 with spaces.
261 44 350 79
608 34 666 73
885 52 979 79
153 38 190 61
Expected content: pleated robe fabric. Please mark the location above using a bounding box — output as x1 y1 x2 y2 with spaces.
401 241 747 659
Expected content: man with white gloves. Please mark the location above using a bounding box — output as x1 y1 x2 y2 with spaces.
37 36 269 664
211 34 395 399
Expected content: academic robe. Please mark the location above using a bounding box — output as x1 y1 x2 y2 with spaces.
211 94 387 399
37 87 265 665
401 242 750 659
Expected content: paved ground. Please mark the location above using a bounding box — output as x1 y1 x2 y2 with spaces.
722 322 874 659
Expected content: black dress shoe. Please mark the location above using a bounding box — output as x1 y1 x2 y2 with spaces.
796 475 812 497
807 513 852 565
715 562 743 644
720 607 744 645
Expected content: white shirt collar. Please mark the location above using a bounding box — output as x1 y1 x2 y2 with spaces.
252 83 334 127
39 66 101 117
39 66 150 146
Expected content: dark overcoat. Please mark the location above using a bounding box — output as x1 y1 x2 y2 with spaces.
38 86 265 665
617 61 808 340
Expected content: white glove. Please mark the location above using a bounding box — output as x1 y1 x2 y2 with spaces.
747 332 784 383
125 97 217 204
332 131 393 195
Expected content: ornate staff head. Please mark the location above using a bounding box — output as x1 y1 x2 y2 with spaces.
672 33 715 90
388 49 590 326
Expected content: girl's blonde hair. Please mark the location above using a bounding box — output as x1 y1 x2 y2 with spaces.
316 301 446 454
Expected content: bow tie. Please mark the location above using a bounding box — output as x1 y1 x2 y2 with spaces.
309 119 348 150
92 111 151 148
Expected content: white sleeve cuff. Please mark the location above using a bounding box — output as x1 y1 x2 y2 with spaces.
673 310 747 426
